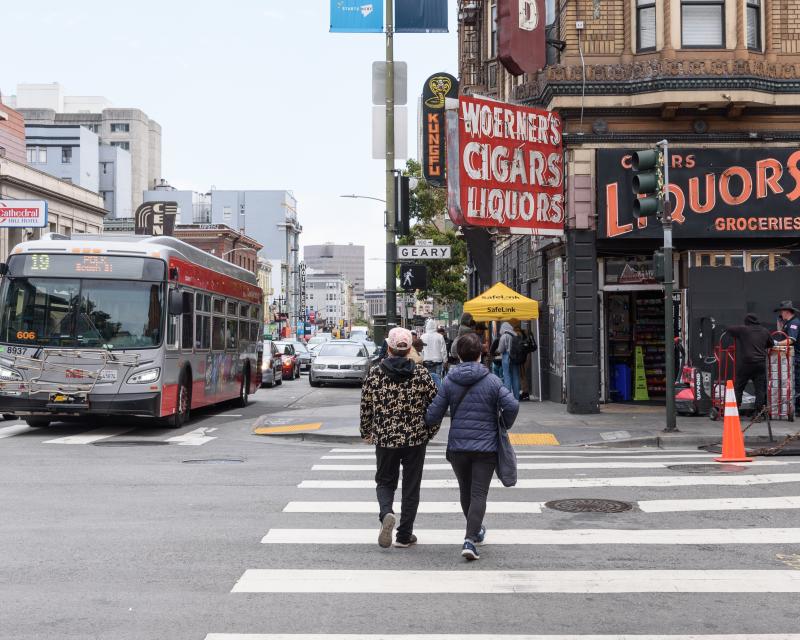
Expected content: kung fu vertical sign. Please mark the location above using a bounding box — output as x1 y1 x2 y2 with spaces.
422 72 458 187
458 95 563 234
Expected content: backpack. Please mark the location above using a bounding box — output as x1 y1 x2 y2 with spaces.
509 334 528 365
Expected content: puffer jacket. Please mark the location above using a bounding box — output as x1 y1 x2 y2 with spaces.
360 356 439 448
425 361 519 452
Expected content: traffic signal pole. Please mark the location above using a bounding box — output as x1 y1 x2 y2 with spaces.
384 0 397 329
659 139 678 432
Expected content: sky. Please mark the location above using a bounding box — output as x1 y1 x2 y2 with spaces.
0 0 458 288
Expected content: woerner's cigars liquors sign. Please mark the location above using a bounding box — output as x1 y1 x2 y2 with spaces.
599 148 800 239
458 95 564 235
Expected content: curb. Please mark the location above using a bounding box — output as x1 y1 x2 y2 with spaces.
253 430 365 444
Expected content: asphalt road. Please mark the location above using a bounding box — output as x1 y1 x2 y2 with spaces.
2 376 800 640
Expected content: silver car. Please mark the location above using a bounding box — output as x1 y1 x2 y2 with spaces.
309 341 372 387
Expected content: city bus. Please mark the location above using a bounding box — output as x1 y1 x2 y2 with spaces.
0 233 262 428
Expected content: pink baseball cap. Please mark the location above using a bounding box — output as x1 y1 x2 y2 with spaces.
387 327 413 351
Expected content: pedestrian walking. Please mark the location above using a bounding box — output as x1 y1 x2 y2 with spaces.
409 337 424 365
726 313 773 415
421 319 447 379
496 321 521 400
774 300 800 412
438 325 453 375
450 312 476 360
360 327 439 549
425 332 519 561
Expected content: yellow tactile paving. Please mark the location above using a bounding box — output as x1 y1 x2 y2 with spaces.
253 423 323 434
508 432 560 446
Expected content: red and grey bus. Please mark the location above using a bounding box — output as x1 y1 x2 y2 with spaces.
0 234 262 428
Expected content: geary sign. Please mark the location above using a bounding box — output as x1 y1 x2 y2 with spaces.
458 95 564 235
598 148 800 239
0 200 48 228
398 245 451 260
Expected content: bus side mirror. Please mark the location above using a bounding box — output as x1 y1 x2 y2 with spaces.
0 263 7 276
168 289 184 315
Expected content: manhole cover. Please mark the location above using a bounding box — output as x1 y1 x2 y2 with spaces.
667 464 746 473
545 498 633 513
182 457 245 464
93 440 170 447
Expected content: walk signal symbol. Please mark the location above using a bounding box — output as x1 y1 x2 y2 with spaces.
400 264 427 291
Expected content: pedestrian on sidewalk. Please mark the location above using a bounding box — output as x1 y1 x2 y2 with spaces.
450 312 476 361
422 319 447 381
360 327 439 549
496 321 521 400
409 337 424 365
726 313 773 416
425 332 519 561
774 300 800 412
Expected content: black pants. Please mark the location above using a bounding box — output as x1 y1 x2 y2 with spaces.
375 444 427 541
735 361 767 412
446 450 497 542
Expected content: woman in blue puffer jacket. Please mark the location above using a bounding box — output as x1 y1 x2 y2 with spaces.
425 332 519 561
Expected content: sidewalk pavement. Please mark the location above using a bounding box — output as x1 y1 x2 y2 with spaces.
253 398 800 451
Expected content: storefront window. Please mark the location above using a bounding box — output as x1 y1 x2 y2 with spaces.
693 251 800 271
547 257 565 379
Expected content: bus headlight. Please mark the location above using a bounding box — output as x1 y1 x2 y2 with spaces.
127 368 161 384
0 365 22 381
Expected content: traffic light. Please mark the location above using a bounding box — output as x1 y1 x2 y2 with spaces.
400 264 427 291
395 175 410 237
631 147 664 219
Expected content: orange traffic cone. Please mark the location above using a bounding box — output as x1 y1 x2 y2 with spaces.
715 380 752 463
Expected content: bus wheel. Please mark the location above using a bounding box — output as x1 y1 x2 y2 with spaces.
25 417 50 428
237 369 250 408
167 377 191 429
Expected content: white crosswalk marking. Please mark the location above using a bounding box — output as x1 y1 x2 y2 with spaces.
0 423 36 439
311 460 793 471
206 636 800 640
321 453 721 460
261 527 800 545
326 448 706 454
232 569 800 593
43 427 133 444
166 427 218 446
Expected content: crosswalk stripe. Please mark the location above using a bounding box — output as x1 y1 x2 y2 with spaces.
320 453 719 460
260 527 800 545
327 448 705 454
283 501 544 513
299 473 800 489
311 460 792 472
166 427 217 446
43 427 133 444
231 569 800 593
205 633 800 640
283 496 800 514
0 424 35 439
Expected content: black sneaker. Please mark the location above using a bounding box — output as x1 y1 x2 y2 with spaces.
393 534 418 548
461 540 480 561
378 513 396 548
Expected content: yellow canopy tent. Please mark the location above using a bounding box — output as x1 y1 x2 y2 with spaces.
463 282 542 401
463 282 539 321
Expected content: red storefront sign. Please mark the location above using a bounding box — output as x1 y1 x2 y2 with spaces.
458 95 564 235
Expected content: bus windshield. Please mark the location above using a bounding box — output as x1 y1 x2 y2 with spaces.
0 277 164 349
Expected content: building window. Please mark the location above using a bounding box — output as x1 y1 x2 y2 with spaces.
681 0 725 48
747 0 761 50
27 146 47 164
490 0 498 58
110 123 130 133
637 0 657 51
487 62 498 90
61 147 72 164
110 141 130 151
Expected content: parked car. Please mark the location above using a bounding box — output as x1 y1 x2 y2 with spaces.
309 341 372 387
286 340 312 372
275 342 301 380
260 340 283 388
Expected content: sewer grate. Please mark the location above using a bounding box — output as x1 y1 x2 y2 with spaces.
93 440 170 447
545 498 633 513
666 463 746 473
182 457 245 465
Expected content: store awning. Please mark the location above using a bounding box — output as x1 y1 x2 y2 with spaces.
463 282 539 321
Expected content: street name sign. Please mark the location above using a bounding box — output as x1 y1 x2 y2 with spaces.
398 245 451 260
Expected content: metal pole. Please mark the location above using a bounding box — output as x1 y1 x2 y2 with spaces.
659 139 678 432
385 0 397 328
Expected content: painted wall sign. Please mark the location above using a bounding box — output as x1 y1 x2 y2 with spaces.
458 95 563 234
598 148 800 239
421 72 458 187
0 200 48 228
134 201 178 236
498 0 547 76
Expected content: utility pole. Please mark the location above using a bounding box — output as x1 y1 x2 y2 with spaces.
658 139 678 432
384 0 397 328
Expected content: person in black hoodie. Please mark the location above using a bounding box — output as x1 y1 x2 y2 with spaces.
360 327 439 548
727 313 774 414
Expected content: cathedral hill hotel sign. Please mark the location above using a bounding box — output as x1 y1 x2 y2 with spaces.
598 148 800 239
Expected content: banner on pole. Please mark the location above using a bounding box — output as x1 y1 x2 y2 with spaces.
396 0 448 33
330 1 384 33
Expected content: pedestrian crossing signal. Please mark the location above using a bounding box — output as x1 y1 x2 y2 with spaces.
400 264 427 291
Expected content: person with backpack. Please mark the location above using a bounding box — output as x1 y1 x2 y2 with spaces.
425 332 519 561
360 327 439 549
496 321 521 400
517 325 537 401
